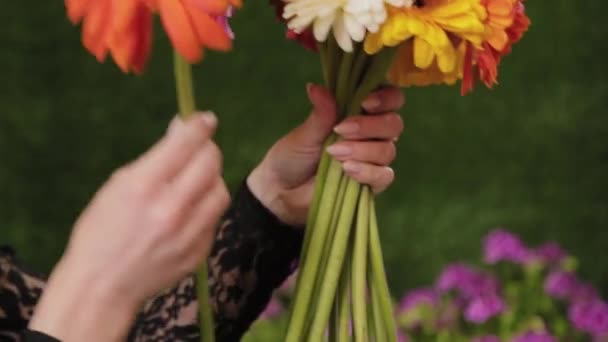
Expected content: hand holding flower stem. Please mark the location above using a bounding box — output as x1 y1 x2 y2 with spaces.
285 38 399 342
173 51 215 342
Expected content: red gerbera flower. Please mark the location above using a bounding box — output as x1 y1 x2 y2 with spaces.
461 0 530 95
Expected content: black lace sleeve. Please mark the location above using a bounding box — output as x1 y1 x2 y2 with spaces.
129 181 304 341
0 247 46 341
0 182 304 342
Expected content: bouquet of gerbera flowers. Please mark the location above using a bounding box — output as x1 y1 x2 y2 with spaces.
64 0 240 340
270 0 531 341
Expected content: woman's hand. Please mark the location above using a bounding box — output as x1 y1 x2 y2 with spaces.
248 84 404 226
29 113 229 342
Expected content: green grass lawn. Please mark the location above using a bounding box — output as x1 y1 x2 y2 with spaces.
1 0 607 298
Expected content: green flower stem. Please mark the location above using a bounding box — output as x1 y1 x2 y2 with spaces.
346 47 370 100
335 51 355 116
337 255 352 342
319 42 330 87
174 52 214 342
196 268 214 342
174 51 196 118
285 159 345 342
368 299 377 342
326 37 340 93
300 134 337 261
304 172 347 327
320 174 348 269
347 47 398 116
308 178 361 341
369 197 397 342
370 272 386 342
352 187 370 342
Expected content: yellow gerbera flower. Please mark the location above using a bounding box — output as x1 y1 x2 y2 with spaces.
365 0 486 87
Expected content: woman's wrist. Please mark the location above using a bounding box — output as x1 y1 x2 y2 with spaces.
29 257 140 341
247 165 302 226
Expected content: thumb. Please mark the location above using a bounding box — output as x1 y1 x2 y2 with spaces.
291 83 337 146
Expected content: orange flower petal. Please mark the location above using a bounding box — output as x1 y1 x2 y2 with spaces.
82 0 112 61
111 0 138 32
461 42 475 96
159 0 203 63
108 1 152 73
185 0 230 15
184 3 232 52
487 29 509 51
66 0 93 23
129 7 153 73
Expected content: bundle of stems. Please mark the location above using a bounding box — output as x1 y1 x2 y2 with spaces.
174 52 216 342
284 39 399 341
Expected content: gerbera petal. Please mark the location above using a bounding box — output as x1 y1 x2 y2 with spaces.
185 2 232 51
344 13 366 42
66 0 93 23
333 14 354 52
413 37 434 69
158 0 203 62
185 0 230 16
313 14 335 42
82 0 112 61
129 6 153 73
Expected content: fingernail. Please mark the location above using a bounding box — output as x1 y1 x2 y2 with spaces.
306 83 315 97
334 122 359 135
362 96 380 111
342 161 361 174
168 116 185 135
198 112 217 129
327 144 352 157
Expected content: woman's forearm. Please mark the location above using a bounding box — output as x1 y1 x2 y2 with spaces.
28 258 139 342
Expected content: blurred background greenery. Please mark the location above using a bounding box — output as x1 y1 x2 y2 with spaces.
1 0 606 301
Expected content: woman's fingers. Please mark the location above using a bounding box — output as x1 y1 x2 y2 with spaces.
134 112 218 189
179 179 231 270
169 141 223 212
361 87 404 114
334 112 403 140
342 162 395 194
327 140 396 166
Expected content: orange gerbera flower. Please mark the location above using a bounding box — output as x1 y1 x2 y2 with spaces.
461 0 530 95
66 0 241 74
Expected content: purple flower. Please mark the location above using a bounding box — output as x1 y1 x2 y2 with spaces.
544 270 579 300
398 288 438 312
569 300 608 335
437 263 499 299
572 282 600 304
535 242 567 264
483 229 533 264
397 330 409 342
260 297 283 319
464 294 505 324
397 288 438 329
512 331 557 342
472 335 500 342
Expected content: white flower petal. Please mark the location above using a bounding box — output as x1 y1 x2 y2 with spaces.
333 15 354 52
283 0 399 49
313 14 335 41
344 13 366 42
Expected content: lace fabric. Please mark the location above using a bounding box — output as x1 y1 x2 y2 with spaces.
1 183 303 341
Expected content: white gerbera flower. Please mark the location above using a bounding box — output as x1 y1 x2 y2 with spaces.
283 0 408 52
